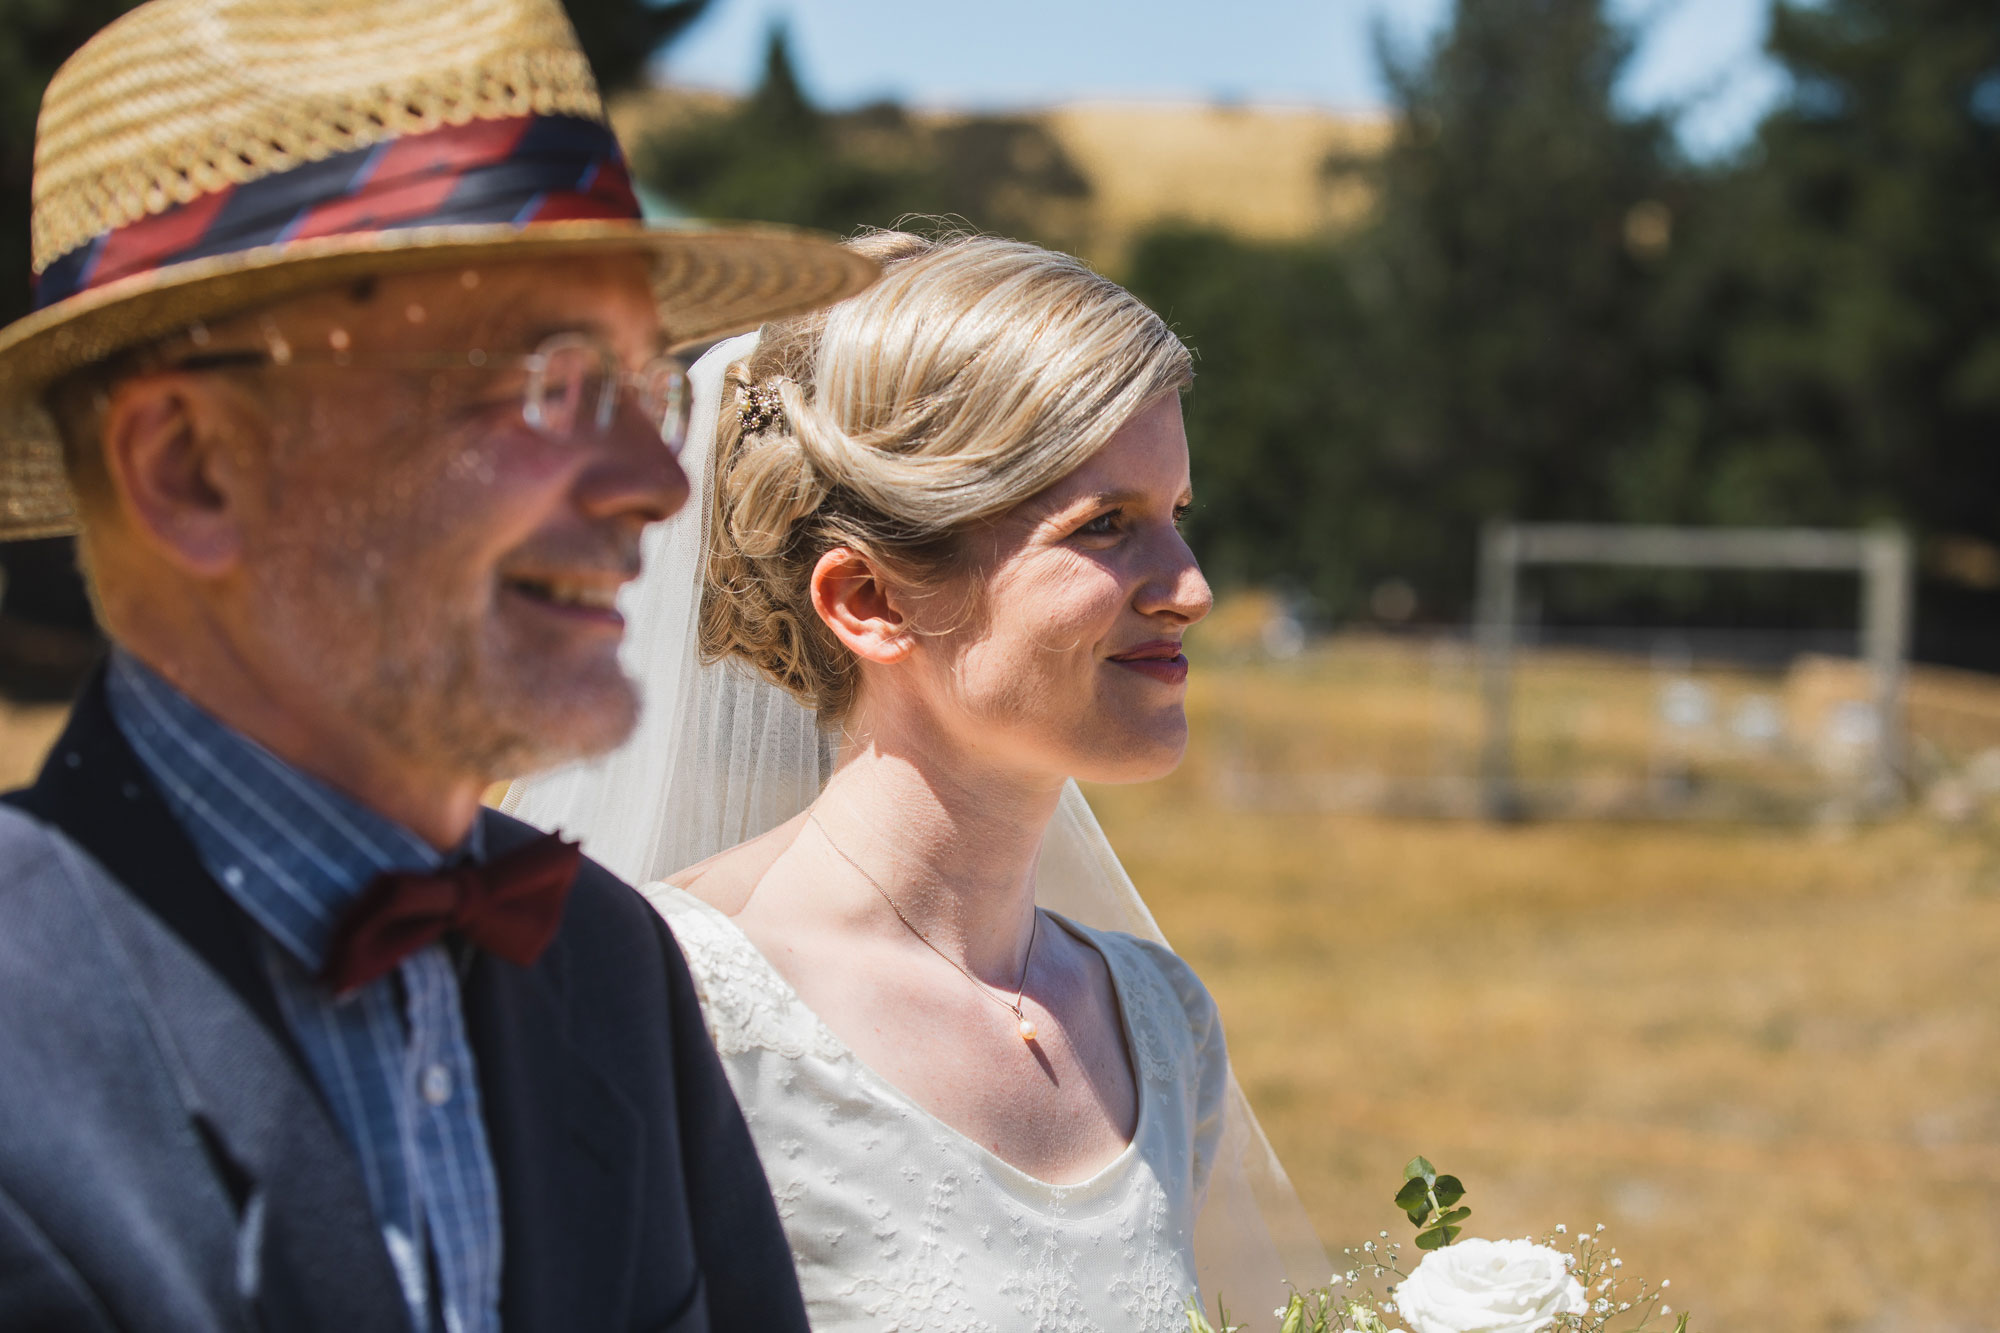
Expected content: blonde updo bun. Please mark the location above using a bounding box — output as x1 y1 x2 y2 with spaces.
700 229 1192 723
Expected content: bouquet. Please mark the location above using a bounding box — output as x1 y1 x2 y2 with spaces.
1189 1158 1690 1333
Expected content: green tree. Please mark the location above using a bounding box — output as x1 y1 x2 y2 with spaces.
1128 0 1692 622
634 25 1091 248
564 0 710 98
1708 0 2000 655
1350 0 1689 613
1123 228 1379 612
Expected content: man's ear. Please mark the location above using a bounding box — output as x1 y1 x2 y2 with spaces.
100 373 254 578
810 546 915 665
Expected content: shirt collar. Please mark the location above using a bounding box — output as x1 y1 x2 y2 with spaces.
105 648 485 972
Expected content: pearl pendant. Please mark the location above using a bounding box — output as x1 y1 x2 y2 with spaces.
1017 1016 1038 1042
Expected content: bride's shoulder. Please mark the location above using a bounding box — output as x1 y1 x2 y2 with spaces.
1057 916 1227 1078
655 812 810 915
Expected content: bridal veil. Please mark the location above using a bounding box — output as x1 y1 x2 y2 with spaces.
504 333 1328 1318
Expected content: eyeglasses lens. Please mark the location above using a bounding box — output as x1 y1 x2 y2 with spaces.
524 340 689 453
525 340 600 438
640 362 692 455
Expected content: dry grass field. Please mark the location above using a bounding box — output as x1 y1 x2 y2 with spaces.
5 635 1995 1331
0 698 65 790
1085 636 2000 1332
1034 102 1390 264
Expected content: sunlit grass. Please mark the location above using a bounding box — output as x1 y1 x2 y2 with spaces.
1087 638 2000 1332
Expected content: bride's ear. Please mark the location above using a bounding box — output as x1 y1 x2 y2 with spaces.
810 546 916 665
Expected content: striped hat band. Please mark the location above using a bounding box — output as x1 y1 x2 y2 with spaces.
35 114 637 312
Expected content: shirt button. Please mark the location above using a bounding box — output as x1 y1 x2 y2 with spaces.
420 1063 453 1107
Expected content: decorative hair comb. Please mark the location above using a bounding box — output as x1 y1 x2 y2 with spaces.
737 384 786 435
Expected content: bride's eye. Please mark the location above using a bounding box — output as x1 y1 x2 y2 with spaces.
1075 509 1122 538
1172 503 1192 528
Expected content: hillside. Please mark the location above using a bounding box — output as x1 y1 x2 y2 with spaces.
608 88 1390 265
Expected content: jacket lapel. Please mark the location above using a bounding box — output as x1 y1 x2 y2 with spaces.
7 673 290 1047
466 810 646 1333
6 676 412 1333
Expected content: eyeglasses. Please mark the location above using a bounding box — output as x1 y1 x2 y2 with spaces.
167 330 694 455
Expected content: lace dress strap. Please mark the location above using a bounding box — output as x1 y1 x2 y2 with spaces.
649 884 846 1061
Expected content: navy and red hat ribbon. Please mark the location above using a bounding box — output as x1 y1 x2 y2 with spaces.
34 113 640 312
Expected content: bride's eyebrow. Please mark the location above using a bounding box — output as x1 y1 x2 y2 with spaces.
1057 488 1147 514
1021 486 1151 531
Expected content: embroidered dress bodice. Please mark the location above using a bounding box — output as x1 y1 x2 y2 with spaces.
651 886 1230 1333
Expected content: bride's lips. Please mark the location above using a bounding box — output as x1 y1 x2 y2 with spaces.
1107 639 1189 685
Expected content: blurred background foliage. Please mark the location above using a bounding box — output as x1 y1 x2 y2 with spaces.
635 27 1094 254
629 0 2000 666
2 0 1999 668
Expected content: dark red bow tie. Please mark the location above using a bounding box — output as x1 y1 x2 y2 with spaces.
320 833 583 996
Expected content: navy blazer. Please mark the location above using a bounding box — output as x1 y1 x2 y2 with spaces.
0 675 810 1333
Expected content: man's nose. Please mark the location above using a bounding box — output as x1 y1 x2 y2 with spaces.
574 404 691 526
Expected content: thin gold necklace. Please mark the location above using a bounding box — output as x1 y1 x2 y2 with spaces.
807 810 1041 1042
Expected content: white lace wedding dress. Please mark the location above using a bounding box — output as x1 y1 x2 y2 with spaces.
653 890 1228 1333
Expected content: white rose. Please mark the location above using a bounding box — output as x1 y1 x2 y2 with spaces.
1393 1238 1589 1333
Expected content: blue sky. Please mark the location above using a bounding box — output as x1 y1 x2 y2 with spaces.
659 0 1791 159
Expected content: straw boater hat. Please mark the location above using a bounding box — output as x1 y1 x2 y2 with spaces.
0 0 878 541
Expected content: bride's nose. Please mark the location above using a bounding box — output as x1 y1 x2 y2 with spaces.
1134 528 1212 625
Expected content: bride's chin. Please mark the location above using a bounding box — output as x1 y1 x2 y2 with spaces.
1063 723 1189 786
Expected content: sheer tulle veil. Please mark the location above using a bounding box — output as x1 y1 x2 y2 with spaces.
504 333 1328 1314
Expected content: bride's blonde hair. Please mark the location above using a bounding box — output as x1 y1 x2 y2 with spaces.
700 230 1192 723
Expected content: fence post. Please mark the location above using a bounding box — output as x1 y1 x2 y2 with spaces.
1860 529 1913 807
1477 521 1522 820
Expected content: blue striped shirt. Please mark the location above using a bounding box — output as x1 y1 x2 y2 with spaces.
106 650 502 1333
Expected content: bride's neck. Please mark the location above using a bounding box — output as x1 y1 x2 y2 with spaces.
807 723 1061 979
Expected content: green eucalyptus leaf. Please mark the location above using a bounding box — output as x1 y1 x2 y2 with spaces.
1403 1156 1436 1184
1415 1227 1451 1251
1393 1178 1431 1212
1436 1206 1471 1226
1432 1175 1466 1208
